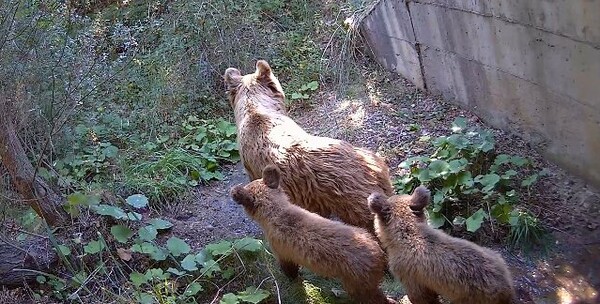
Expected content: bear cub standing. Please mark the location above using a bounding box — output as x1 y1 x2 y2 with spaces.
231 165 395 304
368 186 515 304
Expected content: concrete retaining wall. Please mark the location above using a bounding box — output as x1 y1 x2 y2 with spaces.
360 0 600 187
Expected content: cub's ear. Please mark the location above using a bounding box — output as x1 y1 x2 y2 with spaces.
262 165 280 189
409 185 430 211
368 193 391 221
230 185 255 209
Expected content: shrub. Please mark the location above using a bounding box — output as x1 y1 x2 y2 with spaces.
395 117 546 248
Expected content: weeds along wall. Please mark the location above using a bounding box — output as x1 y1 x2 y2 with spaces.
359 0 600 188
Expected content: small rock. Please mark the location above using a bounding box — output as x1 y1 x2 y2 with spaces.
587 223 597 231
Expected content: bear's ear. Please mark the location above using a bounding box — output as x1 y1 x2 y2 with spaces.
262 165 280 189
224 67 241 88
409 185 430 211
255 60 272 80
368 192 391 221
230 185 255 209
255 60 285 100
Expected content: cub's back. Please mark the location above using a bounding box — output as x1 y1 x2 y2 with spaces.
266 204 385 280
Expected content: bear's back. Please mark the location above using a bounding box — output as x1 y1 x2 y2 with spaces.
409 226 514 301
265 204 385 281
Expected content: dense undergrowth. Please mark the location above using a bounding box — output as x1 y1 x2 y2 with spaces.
0 0 547 303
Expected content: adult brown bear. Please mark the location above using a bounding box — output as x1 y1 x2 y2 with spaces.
223 60 393 231
231 165 395 304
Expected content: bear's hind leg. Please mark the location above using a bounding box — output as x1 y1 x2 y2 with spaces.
405 282 440 304
278 259 299 279
342 279 395 304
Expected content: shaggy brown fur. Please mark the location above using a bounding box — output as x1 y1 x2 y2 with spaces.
224 60 393 231
368 186 516 304
230 165 395 304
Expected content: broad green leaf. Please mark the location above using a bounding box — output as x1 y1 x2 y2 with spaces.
457 171 473 187
502 170 518 179
491 203 512 224
237 286 270 304
510 156 529 166
126 212 143 221
103 145 118 158
149 247 167 261
476 174 500 192
135 292 155 304
205 241 233 256
448 158 468 173
84 240 105 254
126 194 149 209
181 254 198 271
466 209 487 232
131 242 157 254
68 193 100 206
201 259 221 277
222 267 235 279
428 160 450 176
233 238 263 252
220 293 239 304
451 117 467 133
92 204 127 220
305 81 319 91
521 174 539 187
428 212 445 228
111 225 134 243
216 120 237 137
56 245 71 256
167 237 191 257
72 271 87 286
149 218 173 230
145 268 169 280
494 154 511 165
167 268 186 276
478 139 494 152
135 292 156 304
138 225 158 241
130 272 148 287
183 282 203 296
433 191 445 207
196 250 210 264
36 276 47 284
417 169 432 182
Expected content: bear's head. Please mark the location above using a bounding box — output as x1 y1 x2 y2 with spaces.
367 186 430 231
223 60 286 114
230 164 287 219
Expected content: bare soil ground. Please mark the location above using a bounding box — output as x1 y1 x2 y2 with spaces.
165 63 599 304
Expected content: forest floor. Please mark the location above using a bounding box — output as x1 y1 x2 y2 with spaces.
165 63 600 304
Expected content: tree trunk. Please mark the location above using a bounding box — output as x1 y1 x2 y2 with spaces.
0 113 67 226
0 238 58 286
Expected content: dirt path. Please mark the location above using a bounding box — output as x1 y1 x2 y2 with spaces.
172 65 599 303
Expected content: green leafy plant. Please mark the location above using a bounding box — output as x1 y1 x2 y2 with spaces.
291 81 319 101
395 117 546 248
38 192 270 303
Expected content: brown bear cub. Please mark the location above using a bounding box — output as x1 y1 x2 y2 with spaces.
368 186 516 304
224 60 393 232
230 165 396 304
